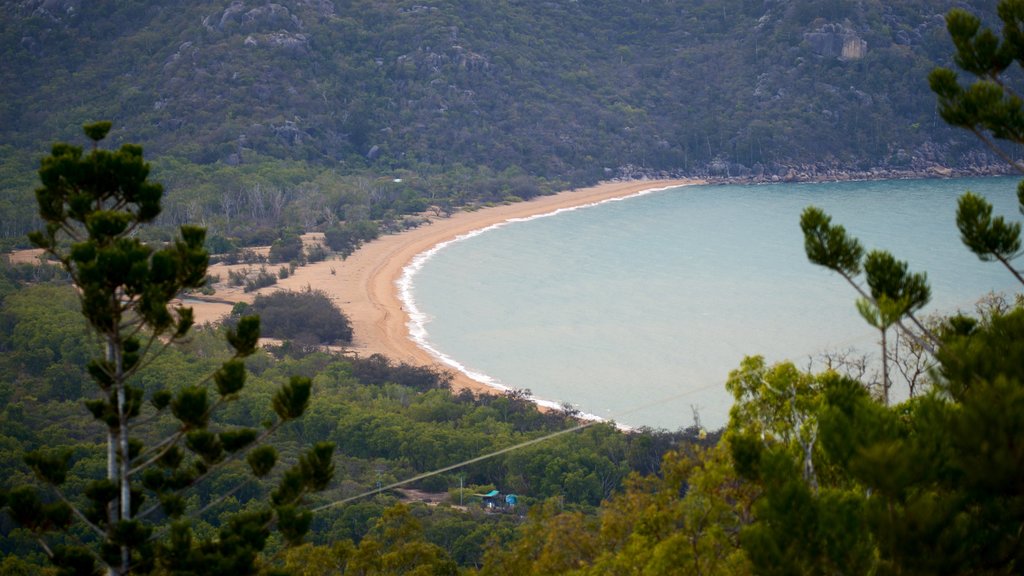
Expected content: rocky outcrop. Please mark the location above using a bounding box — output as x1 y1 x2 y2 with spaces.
28 0 80 21
804 23 867 61
614 143 1017 185
206 2 303 33
841 35 867 60
244 31 311 54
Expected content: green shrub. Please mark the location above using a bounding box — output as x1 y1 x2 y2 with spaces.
244 266 277 292
252 289 352 345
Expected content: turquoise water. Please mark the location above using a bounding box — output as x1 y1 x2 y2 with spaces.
404 177 1023 430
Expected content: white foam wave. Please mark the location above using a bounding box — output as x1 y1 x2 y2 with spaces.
398 184 683 426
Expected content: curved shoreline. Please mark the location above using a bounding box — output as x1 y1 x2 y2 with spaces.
184 178 702 395
344 178 703 395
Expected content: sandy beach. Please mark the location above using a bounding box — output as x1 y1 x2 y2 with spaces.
183 178 702 395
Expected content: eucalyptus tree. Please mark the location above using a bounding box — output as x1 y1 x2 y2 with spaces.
3 123 334 575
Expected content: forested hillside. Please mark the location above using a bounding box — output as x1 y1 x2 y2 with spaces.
0 0 1008 245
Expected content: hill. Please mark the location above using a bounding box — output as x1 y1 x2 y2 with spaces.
0 0 1007 244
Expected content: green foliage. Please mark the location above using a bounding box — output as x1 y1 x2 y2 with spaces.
728 5 1024 572
800 206 864 278
0 304 695 571
226 315 261 357
272 376 312 421
346 353 452 392
335 504 458 575
958 191 1023 261
1 128 726 573
23 449 71 486
323 221 380 260
931 7 1023 141
251 289 353 347
957 190 1024 284
214 359 247 397
268 231 304 265
0 283 89 402
928 0 1024 277
481 444 754 575
246 446 278 479
242 266 277 293
802 203 938 402
5 486 72 535
2 126 333 575
863 250 931 312
82 122 112 143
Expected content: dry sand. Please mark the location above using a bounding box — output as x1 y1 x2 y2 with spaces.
159 179 700 395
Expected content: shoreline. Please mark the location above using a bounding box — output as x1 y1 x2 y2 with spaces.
329 178 703 396
186 178 702 396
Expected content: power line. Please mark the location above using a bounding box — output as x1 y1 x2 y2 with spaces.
309 291 1013 514
311 378 724 514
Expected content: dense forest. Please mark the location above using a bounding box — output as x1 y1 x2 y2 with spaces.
0 0 1013 249
0 260 708 572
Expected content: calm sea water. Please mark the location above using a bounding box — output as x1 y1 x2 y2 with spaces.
403 177 1023 430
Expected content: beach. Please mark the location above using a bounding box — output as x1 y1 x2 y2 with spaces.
185 178 701 395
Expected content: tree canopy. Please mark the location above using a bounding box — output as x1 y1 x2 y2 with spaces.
3 124 334 575
726 3 1024 572
251 289 353 348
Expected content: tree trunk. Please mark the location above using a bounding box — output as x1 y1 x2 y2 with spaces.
881 328 890 407
113 330 131 575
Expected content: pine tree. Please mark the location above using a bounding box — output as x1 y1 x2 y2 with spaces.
732 3 1024 573
930 1 1024 286
2 123 334 575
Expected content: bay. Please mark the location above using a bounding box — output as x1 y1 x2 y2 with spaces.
406 177 1023 430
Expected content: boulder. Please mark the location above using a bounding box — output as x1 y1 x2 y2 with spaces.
804 22 867 61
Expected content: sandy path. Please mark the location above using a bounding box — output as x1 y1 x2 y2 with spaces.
188 178 702 395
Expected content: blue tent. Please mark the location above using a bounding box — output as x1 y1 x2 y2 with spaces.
477 490 501 508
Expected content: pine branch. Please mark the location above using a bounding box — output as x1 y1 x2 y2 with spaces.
995 253 1024 285
122 331 166 382
970 128 1024 175
135 423 280 521
129 383 237 474
988 72 1023 101
51 486 106 538
34 537 55 559
129 429 185 473
903 312 941 350
837 270 938 356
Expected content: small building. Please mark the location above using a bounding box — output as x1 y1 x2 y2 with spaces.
477 490 519 510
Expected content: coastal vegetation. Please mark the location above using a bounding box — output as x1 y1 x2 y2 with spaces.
475 4 1024 573
6 124 336 574
0 257 706 572
249 289 353 348
0 138 700 568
